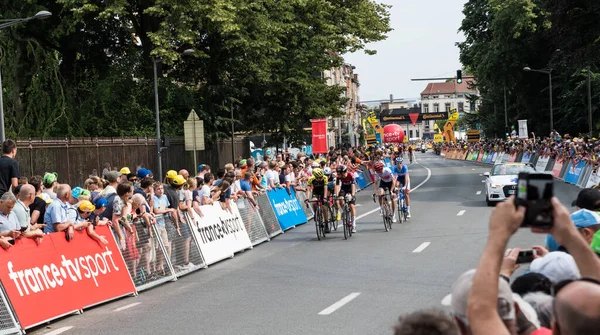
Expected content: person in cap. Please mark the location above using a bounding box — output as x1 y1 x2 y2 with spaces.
42 172 59 201
529 252 581 283
90 197 110 226
571 188 600 210
136 168 152 180
74 201 108 245
0 139 19 199
542 209 600 253
119 167 131 183
170 174 195 270
165 170 177 184
99 171 121 197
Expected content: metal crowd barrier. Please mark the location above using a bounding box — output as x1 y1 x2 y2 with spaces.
577 162 593 188
0 283 22 335
255 193 283 238
170 212 207 276
236 197 270 246
294 185 314 221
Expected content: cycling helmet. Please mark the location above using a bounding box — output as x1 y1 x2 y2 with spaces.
311 161 319 168
323 167 332 175
374 161 384 172
93 197 109 209
312 168 324 179
337 165 347 173
396 157 403 164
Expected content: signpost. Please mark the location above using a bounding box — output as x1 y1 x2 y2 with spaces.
467 129 481 143
183 110 205 170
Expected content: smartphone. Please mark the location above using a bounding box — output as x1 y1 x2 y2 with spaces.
8 239 15 245
19 226 28 232
516 249 536 264
517 172 554 228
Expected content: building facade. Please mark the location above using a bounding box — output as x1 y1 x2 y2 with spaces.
323 63 360 148
420 77 479 138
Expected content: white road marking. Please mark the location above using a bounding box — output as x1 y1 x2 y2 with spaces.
356 163 431 221
457 210 466 216
412 242 431 253
476 191 482 195
44 327 74 335
472 168 476 170
114 302 141 312
355 204 362 207
318 292 361 315
479 174 483 176
481 180 485 183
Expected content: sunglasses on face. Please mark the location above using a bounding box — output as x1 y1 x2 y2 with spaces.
552 277 600 297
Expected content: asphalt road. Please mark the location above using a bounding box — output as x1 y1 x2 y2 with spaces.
30 152 585 335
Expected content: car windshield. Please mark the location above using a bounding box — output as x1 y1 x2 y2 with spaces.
491 164 535 176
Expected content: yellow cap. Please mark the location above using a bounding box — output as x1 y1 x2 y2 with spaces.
120 167 131 175
172 175 186 186
78 200 96 213
166 170 178 180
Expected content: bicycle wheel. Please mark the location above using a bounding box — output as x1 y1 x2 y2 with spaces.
398 197 404 224
342 208 348 239
331 206 339 231
346 206 353 237
315 207 323 240
383 202 390 232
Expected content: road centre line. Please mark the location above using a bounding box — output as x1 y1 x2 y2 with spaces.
44 327 74 335
318 292 361 315
476 191 482 195
457 210 466 216
114 302 141 312
412 242 431 253
355 163 432 221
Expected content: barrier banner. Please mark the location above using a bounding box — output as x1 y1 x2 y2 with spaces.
559 160 571 180
255 194 283 238
501 152 511 163
355 169 368 189
586 169 600 188
487 152 496 164
267 188 308 231
234 198 269 246
521 152 532 164
577 163 593 188
515 152 524 163
0 226 135 329
552 158 565 179
294 185 313 221
311 118 328 154
535 156 550 171
477 151 484 162
565 161 586 184
190 202 252 266
384 157 392 168
508 152 517 163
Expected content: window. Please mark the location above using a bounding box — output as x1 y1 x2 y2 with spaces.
423 104 429 113
445 103 451 112
416 130 420 138
433 103 439 113
432 95 439 99
409 130 413 138
457 94 464 98
458 102 464 113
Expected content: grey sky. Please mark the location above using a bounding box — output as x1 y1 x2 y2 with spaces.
345 0 467 102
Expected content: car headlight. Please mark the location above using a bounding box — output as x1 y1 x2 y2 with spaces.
491 183 504 188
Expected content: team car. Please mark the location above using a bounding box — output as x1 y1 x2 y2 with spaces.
484 163 536 206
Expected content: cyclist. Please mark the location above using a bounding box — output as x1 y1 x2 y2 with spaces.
324 167 340 221
372 161 397 222
306 168 330 233
392 157 411 218
335 165 357 232
408 145 414 164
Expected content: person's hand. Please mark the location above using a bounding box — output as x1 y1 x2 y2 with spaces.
532 197 579 246
488 196 525 240
500 248 521 278
177 227 182 237
0 238 12 250
31 229 44 238
531 245 549 259
98 236 108 245
31 223 46 230
67 226 75 241
119 238 126 250
9 230 21 239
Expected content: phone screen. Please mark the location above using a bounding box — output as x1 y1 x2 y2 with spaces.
518 173 554 228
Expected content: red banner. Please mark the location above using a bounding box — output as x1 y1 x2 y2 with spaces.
0 226 135 329
552 159 564 179
311 119 328 154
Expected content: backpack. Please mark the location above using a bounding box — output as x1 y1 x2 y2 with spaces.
99 192 118 220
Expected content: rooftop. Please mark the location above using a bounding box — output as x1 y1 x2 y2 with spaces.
420 77 478 96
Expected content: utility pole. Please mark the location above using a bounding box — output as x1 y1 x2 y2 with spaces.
588 67 593 137
503 86 508 128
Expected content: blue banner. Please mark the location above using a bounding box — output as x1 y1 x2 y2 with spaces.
355 170 368 189
486 152 494 164
267 188 308 230
521 152 532 164
384 157 392 168
565 161 585 184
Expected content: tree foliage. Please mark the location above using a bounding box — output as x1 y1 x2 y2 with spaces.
0 0 391 141
458 0 600 138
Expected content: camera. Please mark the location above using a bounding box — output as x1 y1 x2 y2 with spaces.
516 172 554 228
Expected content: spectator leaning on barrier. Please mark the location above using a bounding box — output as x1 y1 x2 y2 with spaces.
44 184 75 239
241 172 258 207
0 139 19 199
199 173 214 205
12 184 36 231
28 175 48 225
42 172 58 201
112 182 135 250
153 181 174 266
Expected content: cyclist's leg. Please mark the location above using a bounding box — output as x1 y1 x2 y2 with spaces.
404 183 411 217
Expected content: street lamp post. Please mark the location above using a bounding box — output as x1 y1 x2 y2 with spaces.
0 11 52 142
153 49 195 179
523 66 553 134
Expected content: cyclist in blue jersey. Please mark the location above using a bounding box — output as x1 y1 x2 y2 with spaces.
392 157 411 218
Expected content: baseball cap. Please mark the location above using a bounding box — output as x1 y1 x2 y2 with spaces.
571 188 600 209
570 209 600 229
120 167 131 175
71 187 83 199
166 170 178 180
80 189 91 198
105 170 122 183
172 175 186 186
530 252 581 283
78 200 96 213
43 172 58 185
93 197 109 209
441 269 515 320
136 168 152 179
239 159 247 167
197 164 204 172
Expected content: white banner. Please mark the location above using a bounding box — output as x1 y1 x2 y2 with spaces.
535 156 550 172
586 169 600 188
518 120 529 139
190 202 252 266
495 152 504 164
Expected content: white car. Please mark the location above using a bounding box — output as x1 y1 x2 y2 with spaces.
484 163 536 206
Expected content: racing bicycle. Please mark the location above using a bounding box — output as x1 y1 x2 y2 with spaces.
307 199 327 240
396 188 409 223
340 194 354 239
326 195 339 232
380 189 393 232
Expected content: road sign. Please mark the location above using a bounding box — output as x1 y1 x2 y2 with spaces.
467 129 481 143
433 134 443 143
184 109 205 151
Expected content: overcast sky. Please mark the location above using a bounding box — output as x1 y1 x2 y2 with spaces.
344 0 467 102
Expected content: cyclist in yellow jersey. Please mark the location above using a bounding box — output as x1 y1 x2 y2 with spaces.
306 168 329 232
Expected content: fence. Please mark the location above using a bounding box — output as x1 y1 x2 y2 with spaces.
14 137 249 187
440 148 600 190
0 165 378 333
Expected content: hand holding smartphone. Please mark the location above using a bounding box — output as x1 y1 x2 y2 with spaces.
516 172 554 228
516 249 537 264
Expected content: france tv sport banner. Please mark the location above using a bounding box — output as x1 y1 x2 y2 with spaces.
565 161 585 184
267 188 308 230
190 202 252 266
0 225 135 329
311 118 328 154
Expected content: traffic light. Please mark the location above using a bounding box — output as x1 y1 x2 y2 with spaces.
505 127 510 138
457 70 463 84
